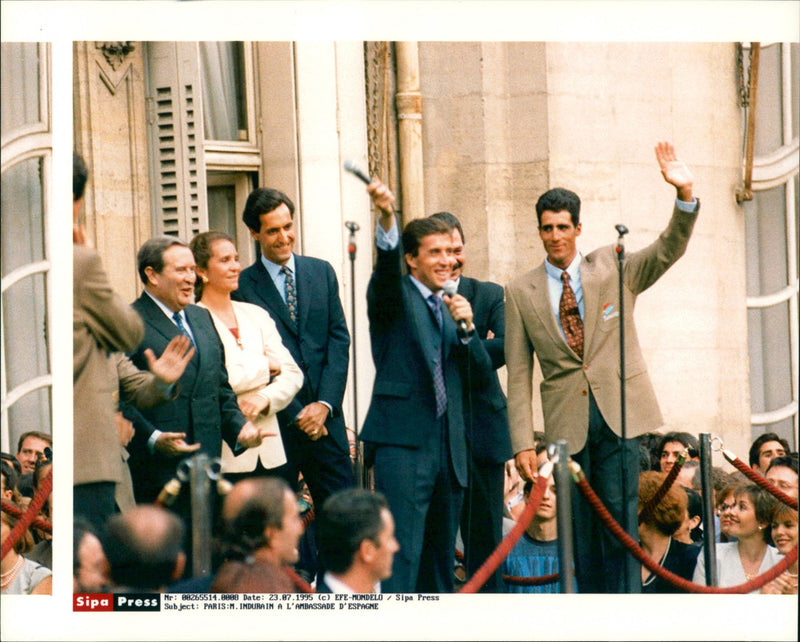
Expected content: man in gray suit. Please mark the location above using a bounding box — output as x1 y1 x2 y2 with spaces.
505 142 698 593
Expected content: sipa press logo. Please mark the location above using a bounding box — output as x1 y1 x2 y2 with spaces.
74 593 161 612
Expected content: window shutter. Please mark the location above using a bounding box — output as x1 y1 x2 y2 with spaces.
145 42 208 239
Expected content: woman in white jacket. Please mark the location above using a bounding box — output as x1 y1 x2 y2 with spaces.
191 231 303 482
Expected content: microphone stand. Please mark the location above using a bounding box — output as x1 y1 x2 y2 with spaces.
614 223 630 593
345 221 367 489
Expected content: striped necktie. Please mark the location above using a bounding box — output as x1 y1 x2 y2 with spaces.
428 294 447 418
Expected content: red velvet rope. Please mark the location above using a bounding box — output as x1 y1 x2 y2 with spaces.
575 472 798 593
723 451 798 510
638 451 687 524
503 572 559 587
458 464 551 593
1 468 52 560
0 500 52 533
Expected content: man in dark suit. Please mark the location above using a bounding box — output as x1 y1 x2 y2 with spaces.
316 488 398 594
430 211 512 593
126 236 268 506
360 180 493 593
233 188 354 512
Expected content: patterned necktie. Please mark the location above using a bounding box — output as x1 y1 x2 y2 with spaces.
172 311 195 347
428 294 447 418
559 271 584 359
281 265 298 326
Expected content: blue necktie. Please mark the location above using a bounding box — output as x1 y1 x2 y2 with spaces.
172 311 195 347
428 295 447 418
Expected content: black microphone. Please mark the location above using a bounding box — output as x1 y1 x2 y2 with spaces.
442 280 469 336
615 224 629 237
343 160 372 185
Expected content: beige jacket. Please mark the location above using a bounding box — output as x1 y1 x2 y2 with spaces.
73 245 144 485
198 300 303 472
505 203 699 455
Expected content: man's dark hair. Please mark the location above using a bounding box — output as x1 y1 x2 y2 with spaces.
535 188 581 227
749 432 790 468
220 477 290 561
73 151 88 202
242 188 295 233
655 431 699 460
16 431 52 454
73 517 99 577
401 216 450 259
317 489 389 574
430 211 465 244
136 236 189 284
766 454 799 477
103 507 185 590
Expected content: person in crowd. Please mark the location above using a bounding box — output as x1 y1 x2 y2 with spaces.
26 453 53 568
765 455 799 500
1 454 21 503
505 141 699 593
429 211 512 593
0 503 52 594
233 188 354 516
655 431 699 474
73 151 146 529
637 471 700 593
361 180 493 594
716 481 740 543
316 488 399 594
761 503 797 594
73 518 110 593
209 477 304 593
672 486 703 546
749 433 789 475
190 231 303 484
676 461 700 491
15 432 51 475
504 471 575 594
125 236 267 508
103 505 186 592
693 484 781 591
638 432 663 471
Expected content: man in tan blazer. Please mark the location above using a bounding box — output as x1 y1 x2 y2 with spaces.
505 142 698 593
73 152 144 529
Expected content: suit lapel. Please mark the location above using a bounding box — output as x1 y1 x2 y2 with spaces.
403 277 441 380
580 255 600 355
294 256 312 337
245 259 297 336
528 266 565 351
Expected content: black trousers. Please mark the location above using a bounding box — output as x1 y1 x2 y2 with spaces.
570 393 641 593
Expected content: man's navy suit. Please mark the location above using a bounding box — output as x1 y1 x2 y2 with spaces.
361 242 493 593
457 276 512 592
233 255 354 508
126 294 246 503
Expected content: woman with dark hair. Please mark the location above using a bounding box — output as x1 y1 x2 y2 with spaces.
190 231 303 483
761 503 797 594
638 471 700 593
693 484 782 592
